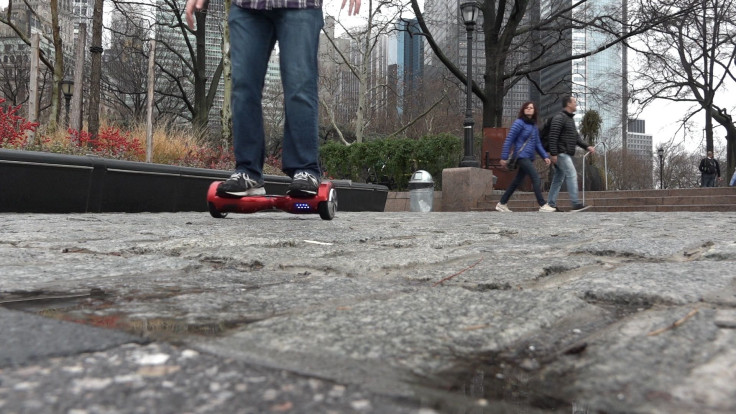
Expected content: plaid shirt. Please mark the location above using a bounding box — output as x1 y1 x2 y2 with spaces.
232 0 321 9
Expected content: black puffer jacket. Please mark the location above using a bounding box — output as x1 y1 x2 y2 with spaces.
548 110 590 156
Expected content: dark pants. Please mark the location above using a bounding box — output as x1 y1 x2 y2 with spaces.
500 158 546 206
701 173 716 187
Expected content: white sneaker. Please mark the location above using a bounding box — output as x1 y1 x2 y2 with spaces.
539 203 556 212
495 202 512 212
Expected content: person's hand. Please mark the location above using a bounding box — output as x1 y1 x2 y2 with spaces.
550 155 557 164
185 0 208 30
587 146 596 154
341 0 361 15
500 159 507 168
544 158 551 166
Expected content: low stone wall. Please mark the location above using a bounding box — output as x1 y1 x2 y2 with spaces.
384 191 443 212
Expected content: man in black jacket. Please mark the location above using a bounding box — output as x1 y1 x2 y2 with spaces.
699 150 721 187
540 95 595 212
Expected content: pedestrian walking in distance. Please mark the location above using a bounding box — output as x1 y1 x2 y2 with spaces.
496 102 552 212
540 95 595 212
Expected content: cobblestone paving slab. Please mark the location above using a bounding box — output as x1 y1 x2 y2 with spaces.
0 342 424 414
0 309 143 367
200 289 603 378
546 307 736 414
1 211 735 413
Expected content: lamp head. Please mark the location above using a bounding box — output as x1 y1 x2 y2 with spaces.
657 147 664 158
460 1 480 26
60 79 74 98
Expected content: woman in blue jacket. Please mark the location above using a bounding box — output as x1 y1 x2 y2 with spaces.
497 101 553 212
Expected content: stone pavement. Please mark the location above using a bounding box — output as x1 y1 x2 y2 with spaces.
1 211 735 414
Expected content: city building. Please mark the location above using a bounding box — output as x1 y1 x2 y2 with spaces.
626 118 653 158
395 18 424 122
540 0 626 147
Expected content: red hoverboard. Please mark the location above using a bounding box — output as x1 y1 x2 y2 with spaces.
206 181 337 220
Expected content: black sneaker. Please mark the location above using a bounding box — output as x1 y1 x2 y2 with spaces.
570 204 591 212
287 172 320 197
217 172 265 197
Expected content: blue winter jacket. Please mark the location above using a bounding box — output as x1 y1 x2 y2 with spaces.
501 118 549 161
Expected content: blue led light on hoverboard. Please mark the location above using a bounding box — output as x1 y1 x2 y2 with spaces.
295 203 310 210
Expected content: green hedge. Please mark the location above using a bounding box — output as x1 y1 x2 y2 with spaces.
319 134 463 191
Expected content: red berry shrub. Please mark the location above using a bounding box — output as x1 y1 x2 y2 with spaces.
0 98 39 148
68 127 145 160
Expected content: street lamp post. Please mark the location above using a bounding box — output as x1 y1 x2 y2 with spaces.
459 1 480 168
60 79 74 128
657 147 664 189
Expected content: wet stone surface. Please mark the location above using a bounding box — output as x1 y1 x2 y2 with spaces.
1 211 736 413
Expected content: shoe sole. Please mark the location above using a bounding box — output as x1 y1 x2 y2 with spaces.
287 188 318 198
218 187 266 197
570 205 591 212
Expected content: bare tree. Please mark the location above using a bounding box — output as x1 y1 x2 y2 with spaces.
657 142 703 188
107 0 224 140
411 0 694 128
605 149 658 189
630 0 736 174
0 0 65 131
104 10 152 124
321 3 448 143
0 54 30 106
155 0 223 137
321 1 407 143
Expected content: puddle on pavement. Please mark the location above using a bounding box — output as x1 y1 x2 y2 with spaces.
2 290 629 412
0 290 249 342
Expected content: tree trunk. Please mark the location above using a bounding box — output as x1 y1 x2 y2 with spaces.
27 33 40 145
88 0 105 139
221 0 233 149
482 42 507 128
145 39 157 163
49 0 64 133
711 107 736 176
354 0 375 143
193 11 209 135
70 23 87 134
480 0 527 128
727 131 736 178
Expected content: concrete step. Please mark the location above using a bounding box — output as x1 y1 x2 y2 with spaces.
478 188 736 212
477 204 736 213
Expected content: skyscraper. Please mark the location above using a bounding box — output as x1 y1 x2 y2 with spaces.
626 118 652 158
540 0 625 146
395 19 424 120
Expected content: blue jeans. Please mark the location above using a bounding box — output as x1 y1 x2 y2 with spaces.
547 153 581 207
500 158 546 206
229 6 323 179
